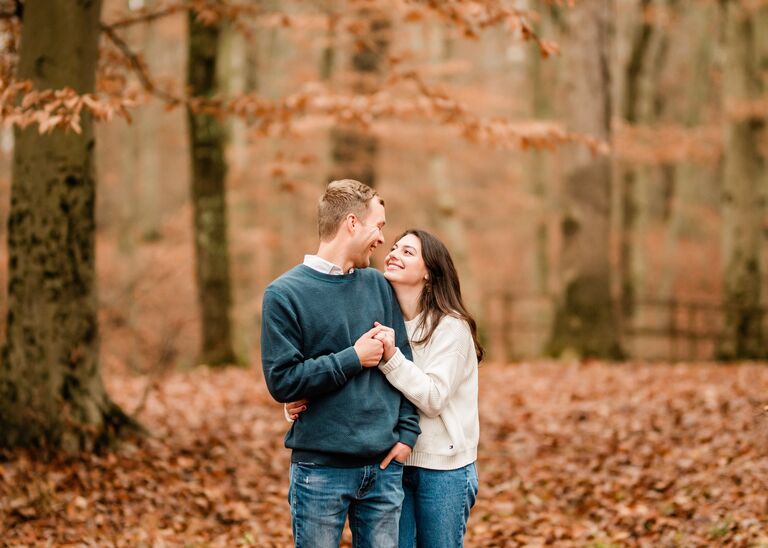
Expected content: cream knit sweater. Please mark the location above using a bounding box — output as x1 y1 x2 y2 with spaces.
379 313 479 471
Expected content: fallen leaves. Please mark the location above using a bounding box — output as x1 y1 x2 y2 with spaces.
1 361 767 546
1 367 293 546
469 361 768 546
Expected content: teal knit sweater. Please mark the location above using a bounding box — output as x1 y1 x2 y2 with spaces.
260 265 420 466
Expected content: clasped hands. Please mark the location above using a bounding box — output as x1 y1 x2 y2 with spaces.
353 322 397 366
286 323 395 421
285 322 410 468
286 322 397 421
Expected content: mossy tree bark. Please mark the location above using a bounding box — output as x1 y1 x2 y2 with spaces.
717 1 768 360
328 6 390 186
187 14 237 366
0 0 139 451
545 0 624 359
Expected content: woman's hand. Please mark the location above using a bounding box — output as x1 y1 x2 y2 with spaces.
373 322 397 361
285 399 308 421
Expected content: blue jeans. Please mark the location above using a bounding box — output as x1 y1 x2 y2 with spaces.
398 463 479 548
289 461 405 548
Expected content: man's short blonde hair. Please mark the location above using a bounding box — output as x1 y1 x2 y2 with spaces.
318 179 384 241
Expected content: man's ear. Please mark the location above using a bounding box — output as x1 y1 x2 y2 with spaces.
344 213 357 233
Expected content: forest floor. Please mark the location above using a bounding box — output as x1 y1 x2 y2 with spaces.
2 361 768 547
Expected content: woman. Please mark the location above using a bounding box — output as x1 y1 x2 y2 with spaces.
288 229 483 548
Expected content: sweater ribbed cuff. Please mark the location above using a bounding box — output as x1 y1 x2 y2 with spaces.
337 346 363 379
398 427 419 449
379 348 405 375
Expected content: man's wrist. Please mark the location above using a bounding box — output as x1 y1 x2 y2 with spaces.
340 346 364 373
397 431 418 448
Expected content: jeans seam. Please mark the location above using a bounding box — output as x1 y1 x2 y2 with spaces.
291 466 303 547
458 466 469 547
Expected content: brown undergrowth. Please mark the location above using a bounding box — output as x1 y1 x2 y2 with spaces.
2 361 767 547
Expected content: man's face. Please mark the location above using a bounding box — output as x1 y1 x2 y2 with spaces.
350 198 386 269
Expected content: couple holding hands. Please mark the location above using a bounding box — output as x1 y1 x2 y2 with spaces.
261 179 482 547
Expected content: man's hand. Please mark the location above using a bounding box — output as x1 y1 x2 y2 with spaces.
285 399 308 420
354 326 385 367
373 322 397 361
380 441 411 469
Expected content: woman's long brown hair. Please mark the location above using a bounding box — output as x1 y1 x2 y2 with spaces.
398 229 485 362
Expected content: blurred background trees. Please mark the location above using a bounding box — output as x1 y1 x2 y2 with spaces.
544 0 623 359
0 0 139 450
186 8 237 366
718 0 767 359
0 0 766 449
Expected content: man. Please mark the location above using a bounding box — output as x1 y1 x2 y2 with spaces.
260 179 420 548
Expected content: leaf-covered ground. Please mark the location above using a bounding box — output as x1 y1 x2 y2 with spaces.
2 361 768 547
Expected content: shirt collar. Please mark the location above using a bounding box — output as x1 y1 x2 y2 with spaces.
303 254 352 275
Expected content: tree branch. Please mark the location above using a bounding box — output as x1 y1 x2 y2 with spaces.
100 22 182 106
106 5 184 30
405 0 559 57
103 0 265 31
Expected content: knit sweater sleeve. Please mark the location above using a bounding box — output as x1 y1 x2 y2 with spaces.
379 317 471 419
260 289 362 403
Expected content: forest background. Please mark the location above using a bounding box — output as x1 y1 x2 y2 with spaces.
0 0 767 546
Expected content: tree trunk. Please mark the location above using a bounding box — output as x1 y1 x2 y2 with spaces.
617 0 678 358
423 22 477 308
328 6 390 185
618 0 654 328
658 2 713 341
0 0 138 450
137 3 162 242
320 11 337 82
115 17 152 372
717 1 768 359
137 114 162 242
429 153 477 301
528 9 557 298
219 22 257 178
117 115 140 371
187 14 237 366
545 0 624 359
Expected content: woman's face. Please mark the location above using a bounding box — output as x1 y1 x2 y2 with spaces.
383 233 429 288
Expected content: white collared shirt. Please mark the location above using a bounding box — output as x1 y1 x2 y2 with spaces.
303 254 350 275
